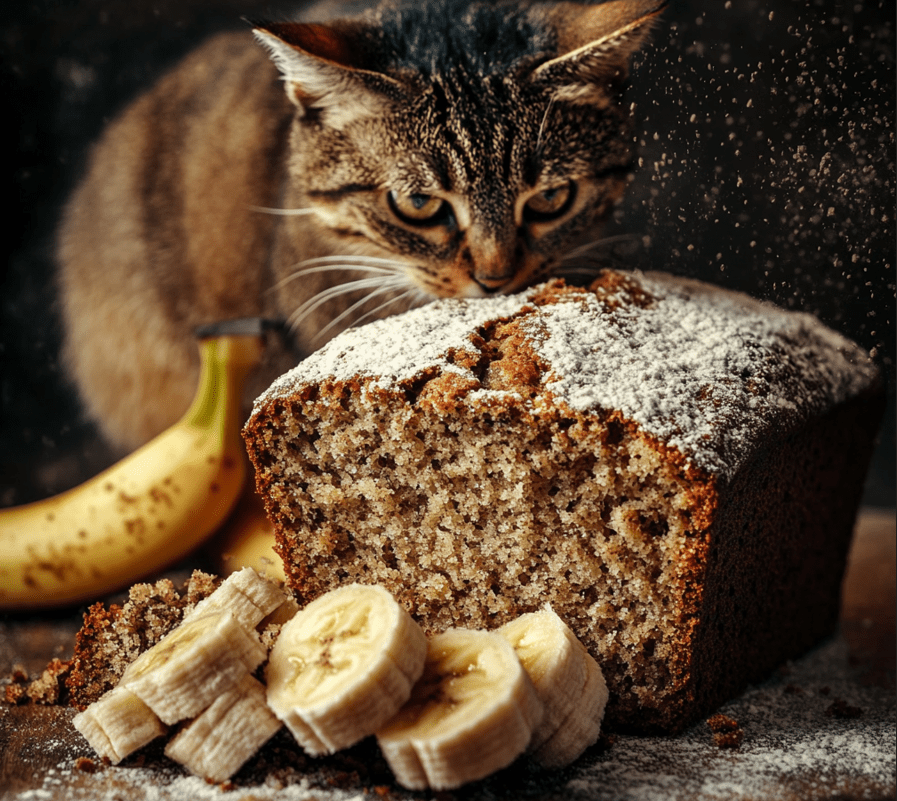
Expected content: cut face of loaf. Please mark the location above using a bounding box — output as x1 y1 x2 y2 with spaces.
244 272 883 733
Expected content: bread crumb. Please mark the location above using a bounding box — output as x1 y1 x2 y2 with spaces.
26 658 72 704
2 663 29 704
66 571 221 709
74 756 98 774
2 659 71 705
707 713 743 748
706 713 739 733
712 729 744 749
826 698 863 719
3 681 26 705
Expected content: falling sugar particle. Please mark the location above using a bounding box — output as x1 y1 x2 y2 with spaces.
614 2 893 394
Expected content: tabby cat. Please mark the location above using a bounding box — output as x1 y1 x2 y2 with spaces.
57 0 664 450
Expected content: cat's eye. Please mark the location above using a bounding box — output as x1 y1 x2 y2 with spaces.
388 191 450 226
524 181 577 223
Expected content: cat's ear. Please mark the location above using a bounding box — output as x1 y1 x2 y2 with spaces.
531 0 666 107
251 20 406 124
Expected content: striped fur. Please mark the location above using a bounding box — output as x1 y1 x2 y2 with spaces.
58 0 664 449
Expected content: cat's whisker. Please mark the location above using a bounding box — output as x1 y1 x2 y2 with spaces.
283 254 411 281
311 280 409 344
286 276 408 333
286 277 386 329
408 288 434 310
274 263 396 287
268 261 408 296
247 205 318 216
291 254 413 269
345 286 426 333
536 96 556 154
294 264 399 276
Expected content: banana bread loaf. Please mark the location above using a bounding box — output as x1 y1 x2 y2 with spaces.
243 271 883 734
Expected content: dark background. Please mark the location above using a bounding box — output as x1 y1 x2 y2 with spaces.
1 0 894 507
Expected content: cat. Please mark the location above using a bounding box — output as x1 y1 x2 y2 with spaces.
57 0 665 451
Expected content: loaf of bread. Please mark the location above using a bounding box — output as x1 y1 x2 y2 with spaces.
243 271 883 734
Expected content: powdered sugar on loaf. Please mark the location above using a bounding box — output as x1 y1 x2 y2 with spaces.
252 271 879 481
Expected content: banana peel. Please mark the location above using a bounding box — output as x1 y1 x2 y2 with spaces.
0 320 266 610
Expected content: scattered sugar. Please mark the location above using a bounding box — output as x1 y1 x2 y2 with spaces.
251 272 878 481
13 758 375 801
5 634 893 800
561 636 895 801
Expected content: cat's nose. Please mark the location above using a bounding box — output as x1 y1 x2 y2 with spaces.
472 254 517 293
464 230 517 293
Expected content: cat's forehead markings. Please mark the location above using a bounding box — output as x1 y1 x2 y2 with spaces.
391 160 445 196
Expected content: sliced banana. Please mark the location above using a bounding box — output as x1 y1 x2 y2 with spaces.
499 607 608 768
164 673 282 783
532 643 608 768
72 685 167 764
181 566 287 632
260 595 301 628
70 581 607 785
376 628 544 791
498 607 587 752
121 609 266 725
266 583 427 756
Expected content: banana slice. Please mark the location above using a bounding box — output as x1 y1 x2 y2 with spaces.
266 583 427 756
376 628 544 791
182 566 287 632
532 643 608 768
498 607 608 768
72 685 167 764
260 595 300 628
121 610 266 725
164 673 282 783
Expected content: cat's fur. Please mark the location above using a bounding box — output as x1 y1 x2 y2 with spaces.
57 0 664 450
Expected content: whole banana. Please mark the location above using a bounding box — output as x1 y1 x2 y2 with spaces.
0 322 264 610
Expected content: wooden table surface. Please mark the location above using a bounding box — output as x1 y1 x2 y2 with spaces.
1 509 894 801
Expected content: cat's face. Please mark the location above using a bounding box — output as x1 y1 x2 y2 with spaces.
257 0 664 300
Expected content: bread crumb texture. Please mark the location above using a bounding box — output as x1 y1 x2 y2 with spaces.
65 572 222 709
244 271 884 733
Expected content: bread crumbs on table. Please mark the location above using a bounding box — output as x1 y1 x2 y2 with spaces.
707 713 744 748
74 756 98 774
826 699 864 719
